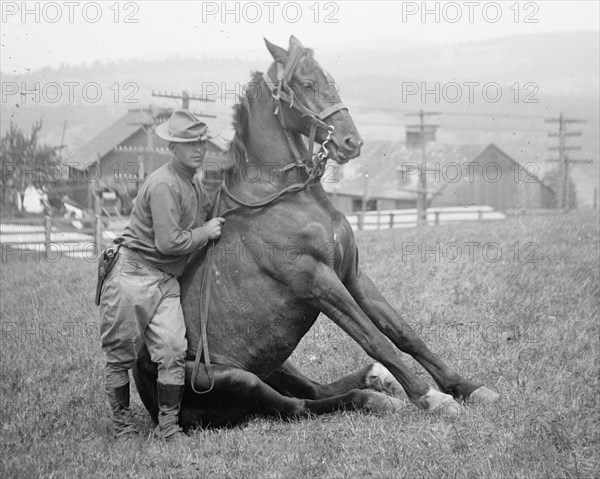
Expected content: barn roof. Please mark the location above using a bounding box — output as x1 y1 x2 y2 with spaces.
323 142 485 200
65 108 229 171
323 142 554 199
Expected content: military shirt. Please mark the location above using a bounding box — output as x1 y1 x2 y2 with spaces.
119 159 213 277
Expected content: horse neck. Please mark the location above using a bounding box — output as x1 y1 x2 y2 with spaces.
239 86 310 188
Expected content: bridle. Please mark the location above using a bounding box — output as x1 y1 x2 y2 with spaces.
262 44 347 180
191 46 348 395
215 45 349 213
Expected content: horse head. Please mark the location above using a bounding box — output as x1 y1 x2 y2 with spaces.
262 35 363 165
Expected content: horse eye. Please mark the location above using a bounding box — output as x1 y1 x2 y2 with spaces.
302 82 314 90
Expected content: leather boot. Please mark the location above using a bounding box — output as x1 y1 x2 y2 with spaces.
155 382 186 441
106 383 138 439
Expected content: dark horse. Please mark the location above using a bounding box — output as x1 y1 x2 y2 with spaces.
133 36 499 428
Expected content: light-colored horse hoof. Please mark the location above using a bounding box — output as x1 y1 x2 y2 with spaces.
417 389 463 416
366 363 403 396
364 391 404 413
466 386 500 405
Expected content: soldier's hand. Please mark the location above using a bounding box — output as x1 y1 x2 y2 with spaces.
204 217 225 240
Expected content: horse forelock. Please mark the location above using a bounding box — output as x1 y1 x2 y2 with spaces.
296 49 316 75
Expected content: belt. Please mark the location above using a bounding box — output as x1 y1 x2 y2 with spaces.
119 245 160 269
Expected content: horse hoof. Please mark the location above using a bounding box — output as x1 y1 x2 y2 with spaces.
366 363 403 396
417 389 463 416
364 391 404 413
466 386 500 405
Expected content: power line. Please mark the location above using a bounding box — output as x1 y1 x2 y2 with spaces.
545 112 595 209
351 105 561 121
151 90 215 115
354 119 573 133
406 109 440 226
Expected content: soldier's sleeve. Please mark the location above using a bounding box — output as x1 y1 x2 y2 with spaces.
149 183 209 255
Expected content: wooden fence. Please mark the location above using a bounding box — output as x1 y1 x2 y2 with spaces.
347 206 506 231
0 214 114 260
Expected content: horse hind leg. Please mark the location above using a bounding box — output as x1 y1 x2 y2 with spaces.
265 360 404 399
264 361 468 417
183 362 407 426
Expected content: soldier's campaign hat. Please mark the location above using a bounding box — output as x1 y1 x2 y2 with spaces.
155 110 211 143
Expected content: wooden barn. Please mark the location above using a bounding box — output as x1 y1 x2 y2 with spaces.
420 143 556 210
323 141 556 214
65 108 228 212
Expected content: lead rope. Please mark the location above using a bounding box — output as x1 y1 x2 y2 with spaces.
190 187 223 394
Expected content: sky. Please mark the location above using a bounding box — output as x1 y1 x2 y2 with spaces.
1 0 599 73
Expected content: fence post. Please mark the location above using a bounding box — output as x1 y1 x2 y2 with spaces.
358 212 363 231
434 211 440 226
389 213 394 229
94 191 103 255
44 215 52 253
377 210 381 231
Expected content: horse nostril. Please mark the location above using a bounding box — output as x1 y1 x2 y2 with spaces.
344 136 357 149
344 136 363 151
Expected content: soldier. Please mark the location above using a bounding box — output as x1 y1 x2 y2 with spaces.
97 110 224 440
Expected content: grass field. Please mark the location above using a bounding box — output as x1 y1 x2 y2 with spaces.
1 211 598 478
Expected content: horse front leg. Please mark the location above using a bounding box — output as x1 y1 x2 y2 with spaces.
348 269 500 404
292 261 461 414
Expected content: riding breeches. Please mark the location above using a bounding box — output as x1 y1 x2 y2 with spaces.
99 248 187 388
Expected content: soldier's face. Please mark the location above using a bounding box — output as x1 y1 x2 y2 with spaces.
171 140 207 170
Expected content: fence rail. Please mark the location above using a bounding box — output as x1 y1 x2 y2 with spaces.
346 206 506 231
0 215 116 259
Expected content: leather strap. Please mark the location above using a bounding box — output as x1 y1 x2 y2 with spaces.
190 188 222 394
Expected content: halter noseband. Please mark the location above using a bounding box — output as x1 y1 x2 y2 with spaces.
262 45 347 180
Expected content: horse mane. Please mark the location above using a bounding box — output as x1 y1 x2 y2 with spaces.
227 71 261 166
227 49 316 165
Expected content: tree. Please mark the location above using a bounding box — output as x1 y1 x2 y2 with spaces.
0 121 62 210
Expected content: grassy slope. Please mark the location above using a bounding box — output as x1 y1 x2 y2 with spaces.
1 212 598 478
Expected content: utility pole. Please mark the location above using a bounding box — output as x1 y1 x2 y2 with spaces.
406 110 440 225
360 171 369 230
545 112 593 209
152 90 216 117
125 108 172 188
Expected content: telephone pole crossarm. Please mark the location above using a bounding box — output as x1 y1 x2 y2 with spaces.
405 110 440 226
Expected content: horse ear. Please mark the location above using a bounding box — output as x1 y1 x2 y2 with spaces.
264 37 288 63
289 35 304 49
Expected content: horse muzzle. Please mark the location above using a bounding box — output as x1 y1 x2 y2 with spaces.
328 134 363 164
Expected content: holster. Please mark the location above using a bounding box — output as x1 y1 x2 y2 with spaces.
95 243 122 306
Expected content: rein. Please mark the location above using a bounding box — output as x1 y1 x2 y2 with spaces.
191 47 344 394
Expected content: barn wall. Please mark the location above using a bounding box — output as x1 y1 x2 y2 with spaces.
431 145 552 211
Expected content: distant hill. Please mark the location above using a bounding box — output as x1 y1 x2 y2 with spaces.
1 31 597 205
